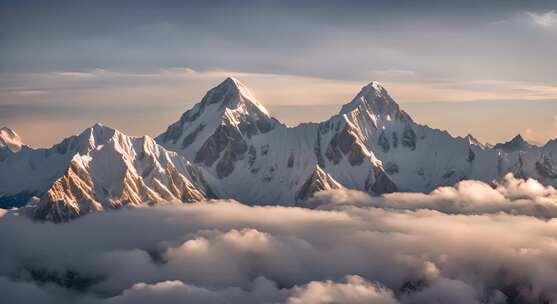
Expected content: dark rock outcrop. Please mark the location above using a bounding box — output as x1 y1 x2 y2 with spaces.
296 166 341 201
402 124 417 150
536 156 557 179
366 169 398 194
378 131 390 153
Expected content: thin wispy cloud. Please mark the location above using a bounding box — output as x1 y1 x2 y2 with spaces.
2 68 557 147
526 10 557 29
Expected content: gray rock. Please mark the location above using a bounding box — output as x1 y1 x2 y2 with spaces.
325 124 366 166
366 169 398 194
261 144 270 156
378 131 390 153
248 146 257 168
287 152 295 168
238 120 258 138
314 136 326 168
216 149 235 178
402 124 417 150
385 162 399 175
256 118 273 133
391 132 399 148
443 170 456 179
467 147 475 162
536 156 557 179
194 124 247 167
296 166 340 201
181 123 205 149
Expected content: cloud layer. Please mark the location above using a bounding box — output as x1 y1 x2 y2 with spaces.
307 173 557 218
2 174 557 303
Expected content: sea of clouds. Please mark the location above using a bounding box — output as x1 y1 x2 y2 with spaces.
1 174 557 304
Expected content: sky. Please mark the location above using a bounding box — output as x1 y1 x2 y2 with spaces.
1 0 557 147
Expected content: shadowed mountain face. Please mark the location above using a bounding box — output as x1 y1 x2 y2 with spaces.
2 77 557 221
494 134 535 153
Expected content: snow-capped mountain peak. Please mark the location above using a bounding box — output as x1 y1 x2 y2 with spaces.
199 77 270 116
157 77 280 161
0 127 23 152
84 123 116 146
49 123 118 156
464 134 484 147
339 81 412 125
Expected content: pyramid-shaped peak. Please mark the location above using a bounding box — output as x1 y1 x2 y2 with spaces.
362 81 387 93
464 134 481 144
494 134 534 152
339 81 412 123
156 77 278 147
510 134 526 143
78 123 118 146
199 77 270 116
213 77 254 98
87 123 117 135
221 76 243 87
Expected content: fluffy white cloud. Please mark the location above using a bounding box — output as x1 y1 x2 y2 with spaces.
1 175 557 303
308 173 557 218
287 275 397 304
103 281 229 304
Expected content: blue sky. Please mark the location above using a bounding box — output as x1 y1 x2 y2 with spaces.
1 0 557 146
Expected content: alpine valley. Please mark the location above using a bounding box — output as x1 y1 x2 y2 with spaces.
2 77 557 222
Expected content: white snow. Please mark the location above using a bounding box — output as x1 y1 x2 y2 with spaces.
0 127 22 152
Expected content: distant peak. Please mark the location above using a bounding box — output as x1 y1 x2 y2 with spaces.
464 134 481 145
79 123 117 145
222 76 242 87
0 127 18 137
339 81 412 123
0 126 22 152
362 81 386 93
88 122 115 133
92 122 105 129
511 134 525 143
494 134 533 153
216 77 248 93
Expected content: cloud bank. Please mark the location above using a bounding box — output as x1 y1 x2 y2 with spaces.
307 173 557 218
2 174 557 303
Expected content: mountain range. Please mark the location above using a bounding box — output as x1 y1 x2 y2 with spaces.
1 77 557 222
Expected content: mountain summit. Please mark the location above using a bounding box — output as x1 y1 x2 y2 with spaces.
339 81 412 125
494 134 534 153
157 77 278 157
199 77 270 116
0 127 22 152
